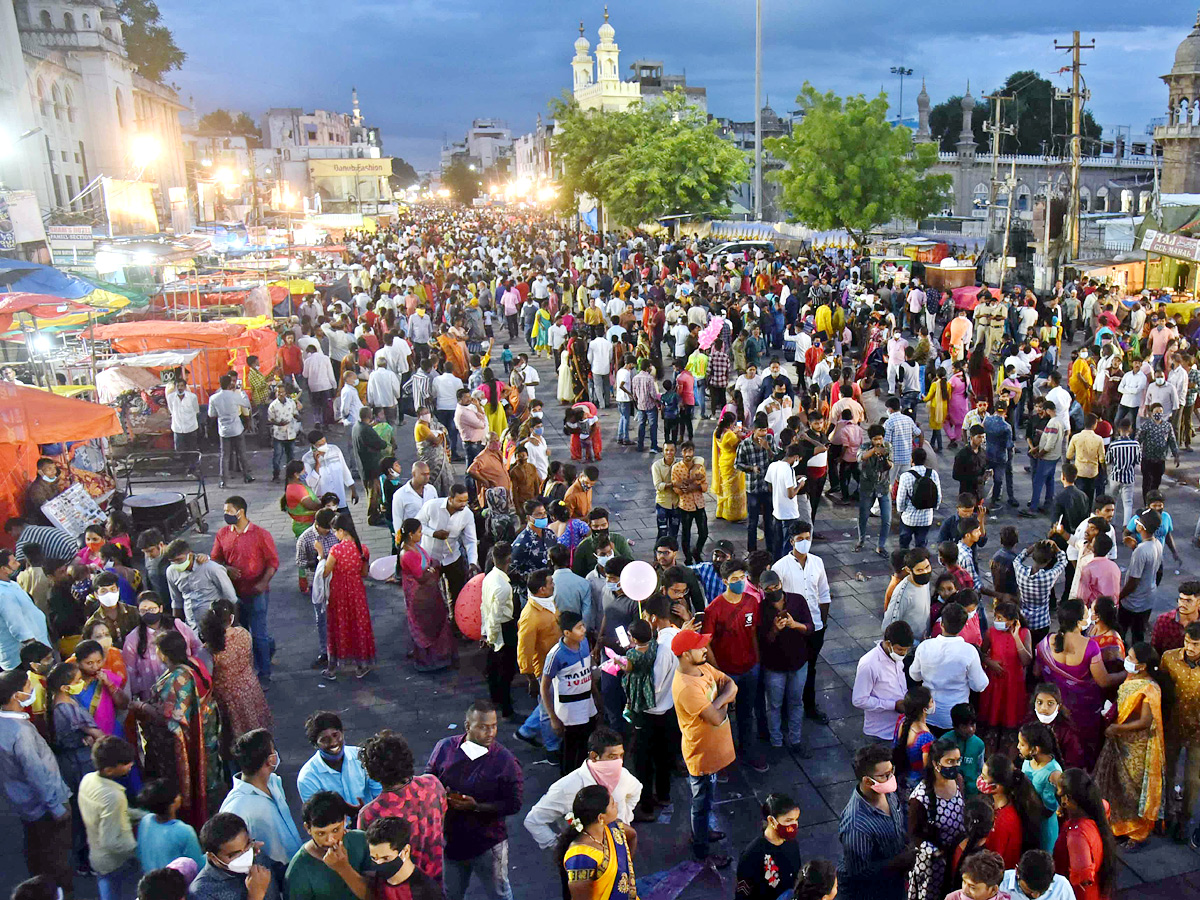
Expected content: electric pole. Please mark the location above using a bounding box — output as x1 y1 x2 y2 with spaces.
1054 30 1094 262
754 0 763 221
998 158 1018 295
984 92 1015 232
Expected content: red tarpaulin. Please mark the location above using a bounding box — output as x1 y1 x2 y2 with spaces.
0 293 92 331
151 284 289 311
953 285 1000 311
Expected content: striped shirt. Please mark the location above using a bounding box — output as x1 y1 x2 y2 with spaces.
1105 437 1141 485
1013 547 1067 630
543 638 596 725
837 789 907 899
883 412 921 468
896 466 941 528
14 525 80 565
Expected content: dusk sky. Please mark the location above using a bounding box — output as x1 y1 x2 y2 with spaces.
157 1 1197 169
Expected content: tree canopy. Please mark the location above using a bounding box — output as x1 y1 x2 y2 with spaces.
442 160 481 204
196 109 260 139
927 70 1101 155
767 84 950 247
117 0 185 83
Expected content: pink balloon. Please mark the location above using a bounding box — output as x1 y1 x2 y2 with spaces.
454 572 487 641
619 560 658 602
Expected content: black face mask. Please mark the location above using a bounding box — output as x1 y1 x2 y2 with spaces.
373 856 406 880
141 612 162 627
593 529 610 544
912 572 932 586
764 590 784 606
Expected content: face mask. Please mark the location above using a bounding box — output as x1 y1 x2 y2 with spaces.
728 579 746 595
319 747 345 764
773 820 799 840
534 427 544 436
888 649 907 663
42 473 57 483
593 529 610 544
1079 350 1088 359
967 609 978 620
533 516 549 529
532 411 543 419
976 776 999 795
1035 708 1058 724
140 611 162 628
993 620 1010 632
586 758 624 793
764 590 783 606
1124 658 1140 674
1156 377 1166 386
373 856 406 880
794 538 811 554
63 680 86 696
938 764 961 780
97 590 119 608
96 635 113 653
225 847 254 875
223 513 240 526
869 774 898 794
17 690 35 708
595 554 613 568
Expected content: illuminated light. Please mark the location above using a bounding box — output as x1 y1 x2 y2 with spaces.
130 134 161 167
31 334 52 352
437 188 451 198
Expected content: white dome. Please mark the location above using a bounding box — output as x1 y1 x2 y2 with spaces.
598 21 615 42
574 35 590 53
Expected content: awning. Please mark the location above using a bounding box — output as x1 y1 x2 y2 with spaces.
0 293 93 331
99 349 202 369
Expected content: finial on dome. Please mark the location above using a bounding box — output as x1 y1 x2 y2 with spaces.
579 20 585 36
604 5 609 22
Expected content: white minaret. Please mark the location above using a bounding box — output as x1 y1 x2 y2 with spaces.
351 86 362 127
572 21 593 95
595 6 619 85
957 81 977 158
915 78 931 143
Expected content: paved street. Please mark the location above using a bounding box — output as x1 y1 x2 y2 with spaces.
7 343 1200 898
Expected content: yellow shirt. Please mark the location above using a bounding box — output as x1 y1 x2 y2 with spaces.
672 664 736 777
1065 430 1105 479
652 458 678 509
517 601 560 677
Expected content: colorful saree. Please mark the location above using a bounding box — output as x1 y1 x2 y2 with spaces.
1093 676 1164 842
1035 637 1107 769
562 822 637 900
143 663 222 829
399 546 456 672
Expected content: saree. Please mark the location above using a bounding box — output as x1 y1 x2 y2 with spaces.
438 334 470 380
562 821 637 900
143 664 222 830
399 546 456 672
712 429 746 522
945 374 969 441
1035 637 1107 768
1069 359 1094 415
569 339 591 403
1092 677 1164 842
532 308 552 353
414 419 454 496
467 447 512 507
285 482 318 538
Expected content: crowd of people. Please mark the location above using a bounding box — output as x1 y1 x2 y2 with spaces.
1 206 1199 900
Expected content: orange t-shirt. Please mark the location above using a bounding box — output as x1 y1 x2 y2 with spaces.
672 663 736 777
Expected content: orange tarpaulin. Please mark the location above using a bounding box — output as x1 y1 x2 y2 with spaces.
0 382 122 529
89 320 278 401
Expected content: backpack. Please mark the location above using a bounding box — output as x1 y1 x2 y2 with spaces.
910 467 938 510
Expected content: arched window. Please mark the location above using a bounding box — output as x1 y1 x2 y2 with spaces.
51 83 62 120
1079 185 1091 212
1180 99 1191 127
1120 189 1134 213
1016 184 1032 211
104 26 112 38
63 11 73 29
1095 186 1109 212
82 13 90 27
1139 192 1151 214
64 87 75 124
972 182 989 209
114 88 125 128
36 79 48 117
39 9 51 27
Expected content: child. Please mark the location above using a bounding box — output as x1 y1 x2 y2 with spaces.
500 343 514 375
47 661 103 874
1016 722 1062 853
933 589 985 646
136 778 204 872
1000 849 1076 900
978 600 1031 749
78 736 139 898
946 848 1008 900
661 379 681 444
929 572 959 632
1024 683 1087 771
619 618 657 722
948 703 987 795
938 541 975 591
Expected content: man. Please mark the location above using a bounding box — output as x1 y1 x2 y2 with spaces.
0 551 50 670
765 443 805 553
1152 581 1200 657
631 359 662 453
523 726 642 847
1161 621 1200 844
454 389 488 469
516 568 563 754
614 354 636 445
0 670 73 896
896 448 941 549
302 345 338 426
296 710 381 806
295 508 338 665
1106 417 1142 527
672 440 710 565
23 457 66 526
219 729 303 866
909 601 988 734
652 442 681 543
366 358 402 427
4 517 78 567
164 538 239 628
953 425 989 503
1049 462 1090 536
137 527 170 599
1065 413 1105 503
284 791 371 900
481 542 517 717
303 430 358 513
701 557 767 772
266 383 302 482
883 397 921 489
432 362 465 461
541 610 597 775
852 622 914 740
771 522 832 725
1022 399 1066 517
417 484 479 604
1138 401 1180 500
364 817 443 900
548 544 597 636
735 417 775 553
209 373 254 488
191 812 279 900
1013 540 1068 647
983 401 1017 508
166 381 202 453
510 499 556 612
855 424 893 554
570 507 633 578
426 700 524 900
882 549 933 641
393 461 437 536
671 629 736 869
211 497 279 683
563 466 597 522
1120 510 1163 644
587 329 613 408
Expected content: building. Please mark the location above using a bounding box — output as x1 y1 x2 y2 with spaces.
0 0 188 242
629 59 706 114
1156 12 1200 193
441 118 513 175
713 105 792 220
572 12 641 113
513 114 555 183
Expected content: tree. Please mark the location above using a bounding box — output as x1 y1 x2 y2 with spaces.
927 71 1101 155
549 93 642 222
767 84 951 248
197 109 260 143
442 160 481 204
117 0 185 83
387 158 420 192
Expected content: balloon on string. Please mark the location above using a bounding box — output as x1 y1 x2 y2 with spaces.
620 560 658 603
368 555 397 581
454 573 487 641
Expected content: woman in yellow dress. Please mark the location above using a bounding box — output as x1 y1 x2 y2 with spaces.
559 785 637 900
923 371 950 453
712 411 747 522
1069 349 1095 416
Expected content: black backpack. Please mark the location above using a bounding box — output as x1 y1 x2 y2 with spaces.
910 467 938 510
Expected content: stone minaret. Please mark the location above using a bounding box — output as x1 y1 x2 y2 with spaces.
571 21 593 95
1156 11 1200 193
914 78 931 143
957 81 977 159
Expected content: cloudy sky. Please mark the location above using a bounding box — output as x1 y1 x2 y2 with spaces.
158 0 1196 169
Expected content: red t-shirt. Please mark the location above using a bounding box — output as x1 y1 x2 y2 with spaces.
701 593 760 675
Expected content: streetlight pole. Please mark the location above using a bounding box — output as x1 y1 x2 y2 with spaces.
890 66 913 124
753 0 763 221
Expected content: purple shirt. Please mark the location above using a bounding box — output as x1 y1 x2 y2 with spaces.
425 735 524 861
852 642 908 740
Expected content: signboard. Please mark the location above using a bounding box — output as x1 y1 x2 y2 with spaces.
1139 227 1200 262
0 190 48 247
0 194 14 251
308 158 393 178
48 225 96 266
41 482 106 536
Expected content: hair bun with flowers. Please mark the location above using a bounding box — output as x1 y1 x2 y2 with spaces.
564 812 584 833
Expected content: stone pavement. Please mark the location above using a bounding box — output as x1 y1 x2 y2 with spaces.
5 340 1200 898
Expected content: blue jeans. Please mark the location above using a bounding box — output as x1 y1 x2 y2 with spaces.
730 665 760 756
314 602 328 655
695 378 708 417
899 522 930 549
1030 458 1057 510
271 438 295 478
687 772 718 859
636 407 659 451
857 490 892 549
990 458 1015 503
656 504 680 542
443 841 513 900
98 859 140 900
238 591 275 678
435 408 461 457
765 664 809 746
747 490 772 553
518 700 561 751
617 401 633 441
600 670 628 741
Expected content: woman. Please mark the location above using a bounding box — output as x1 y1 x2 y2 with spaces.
1017 722 1063 852
69 637 130 739
414 406 454 497
130 629 222 829
712 412 747 522
568 332 591 404
558 784 637 900
1069 350 1095 416
281 460 321 538
976 753 1044 867
466 433 512 507
1092 642 1166 848
548 500 590 562
508 444 542 514
319 513 376 680
198 598 272 750
1054 768 1119 900
398 517 456 673
1088 597 1126 684
479 367 510 435
949 798 993 887
122 592 202 701
557 336 577 404
532 303 553 357
735 793 801 900
907 737 966 900
76 618 128 681
967 346 994 410
76 524 107 569
945 362 969 448
1035 601 1122 769
893 685 935 791
1027 684 1088 772
924 372 949 452
543 462 570 506
793 859 838 900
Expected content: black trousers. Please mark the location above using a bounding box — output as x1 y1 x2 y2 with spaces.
1119 607 1152 645
561 718 596 776
806 474 827 523
631 710 679 811
486 620 518 716
444 556 469 615
680 508 709 564
25 813 74 899
1142 458 1166 503
677 408 695 442
802 626 826 712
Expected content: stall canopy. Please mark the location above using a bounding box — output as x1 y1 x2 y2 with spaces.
0 293 93 332
0 381 121 527
0 258 134 330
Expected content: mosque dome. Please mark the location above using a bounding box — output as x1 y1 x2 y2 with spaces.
575 34 590 54
1169 11 1200 77
598 6 615 43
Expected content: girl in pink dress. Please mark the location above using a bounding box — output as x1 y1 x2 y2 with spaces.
318 513 376 679
945 363 969 447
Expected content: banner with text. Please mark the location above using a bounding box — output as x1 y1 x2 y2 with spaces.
308 158 393 178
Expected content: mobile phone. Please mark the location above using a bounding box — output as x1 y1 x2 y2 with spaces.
615 625 631 647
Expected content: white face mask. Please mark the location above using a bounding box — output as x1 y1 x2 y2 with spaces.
888 650 906 663
993 620 1009 632
17 690 35 708
225 846 254 874
1124 658 1140 674
793 538 811 555
1035 708 1058 725
97 590 119 608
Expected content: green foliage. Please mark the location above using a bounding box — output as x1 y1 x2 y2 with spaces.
117 0 185 83
767 84 951 247
442 160 481 204
548 93 642 217
388 158 420 191
197 109 260 140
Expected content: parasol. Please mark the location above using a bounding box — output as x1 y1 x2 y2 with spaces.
698 316 725 350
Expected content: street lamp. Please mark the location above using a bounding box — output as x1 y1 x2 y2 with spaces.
890 66 913 123
130 134 161 168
